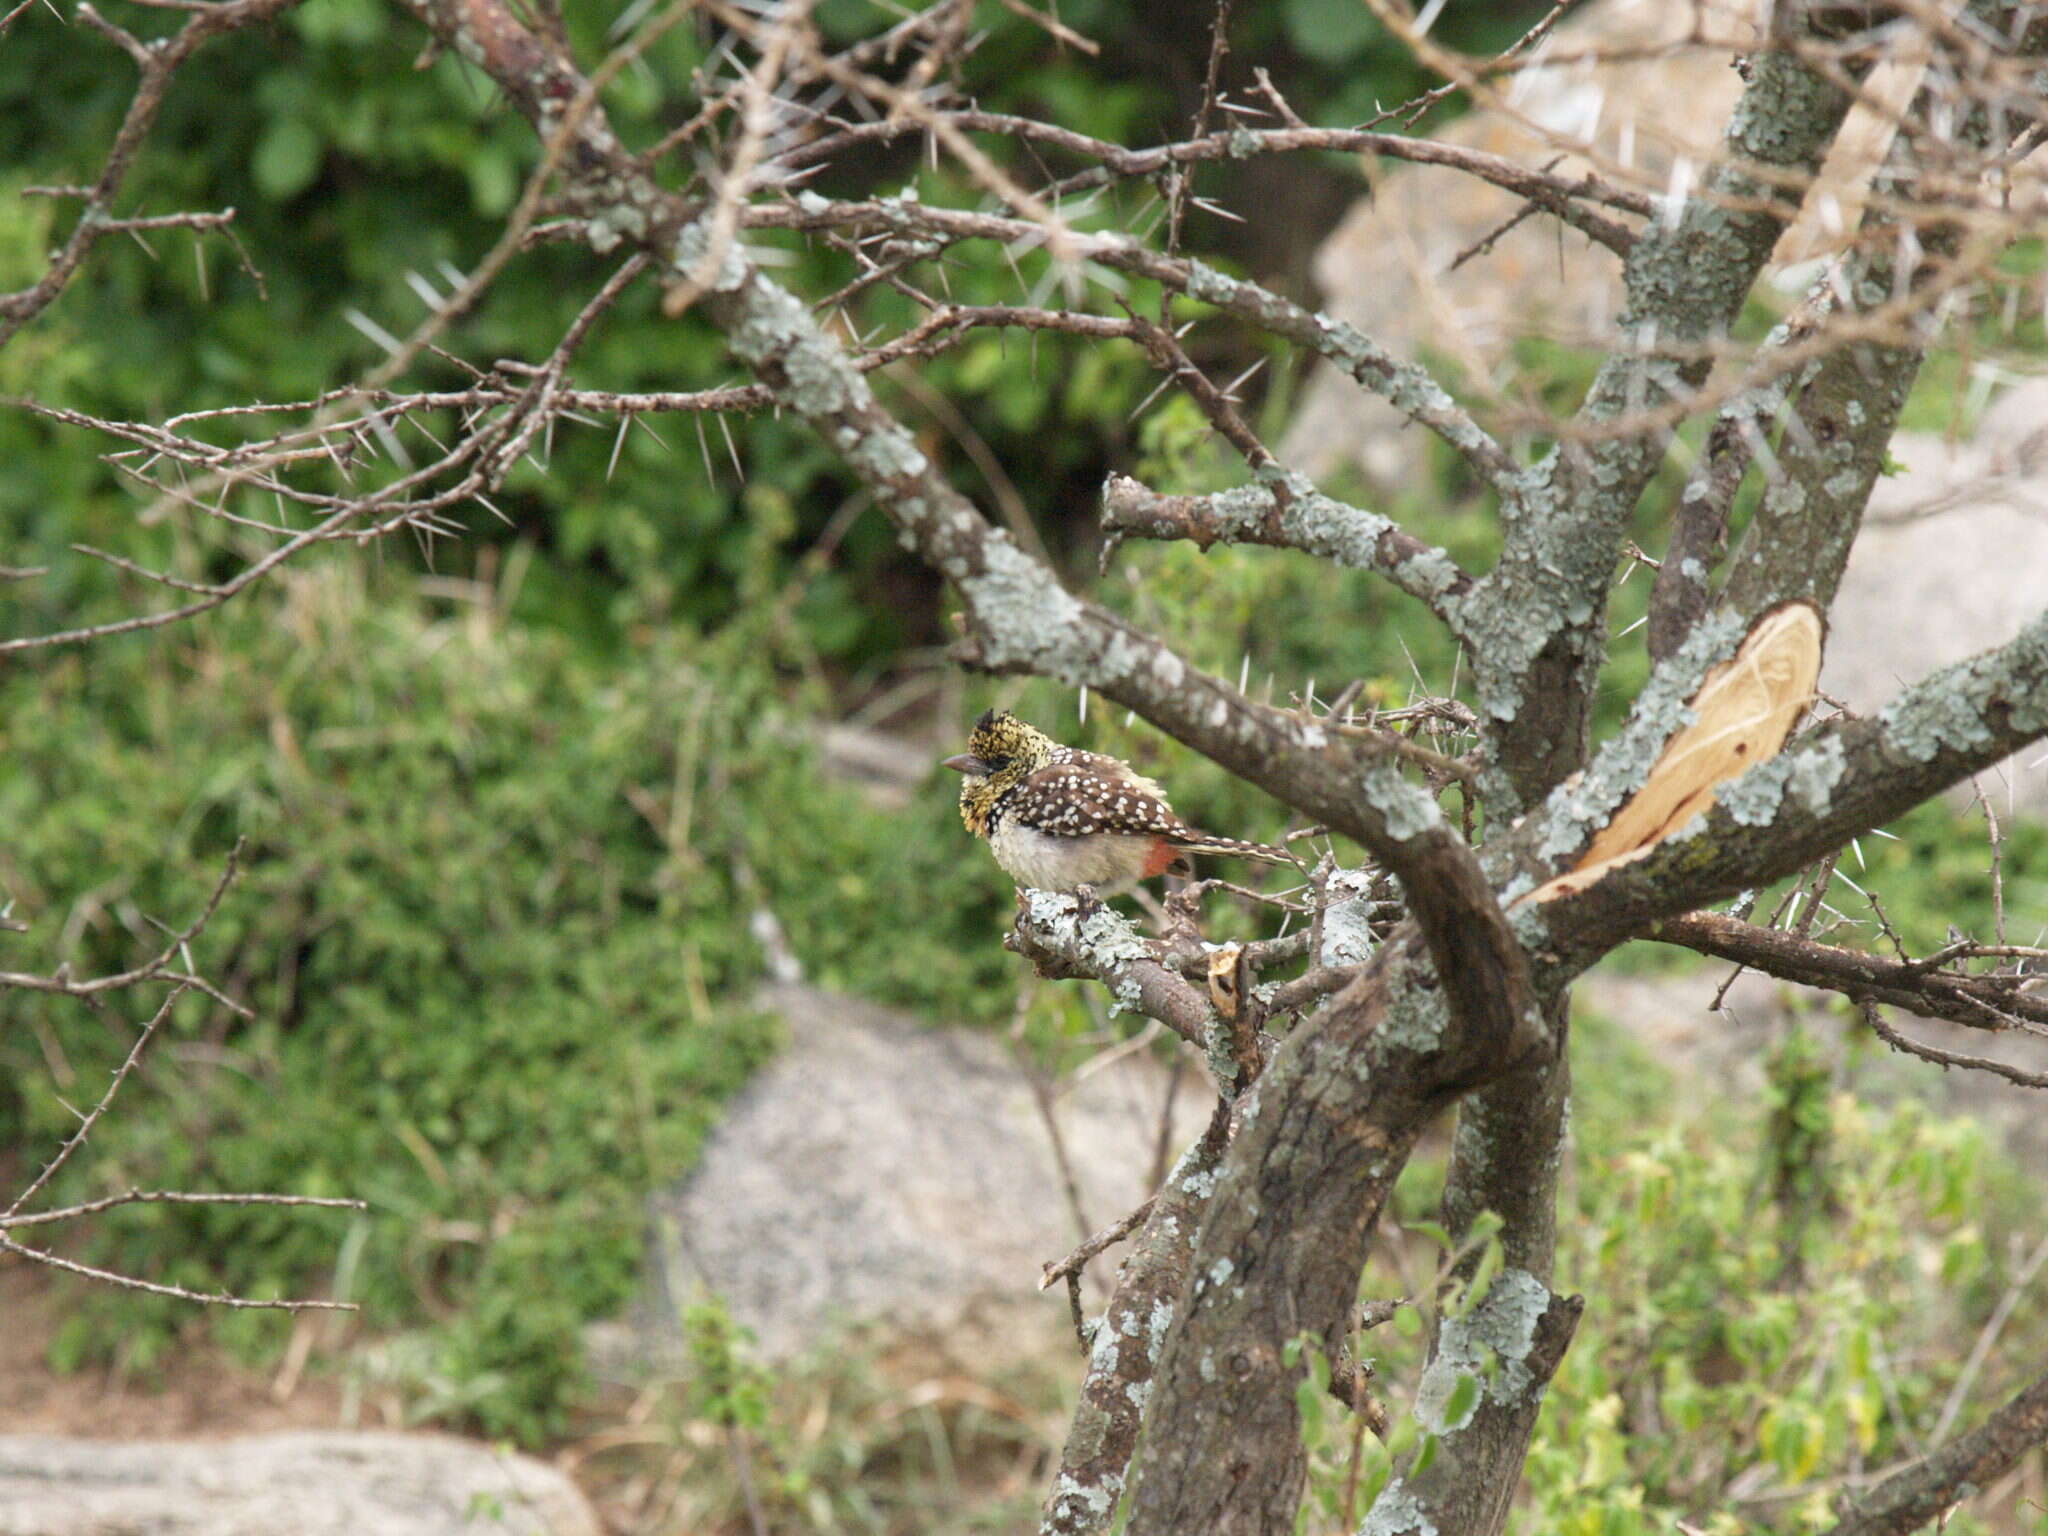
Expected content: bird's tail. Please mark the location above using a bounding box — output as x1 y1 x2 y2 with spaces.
1170 832 1297 866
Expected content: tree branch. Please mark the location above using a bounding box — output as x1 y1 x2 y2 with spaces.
1823 1367 2048 1536
1531 604 2048 962
753 197 1521 496
1100 473 1473 621
0 0 296 348
1715 35 2035 627
1380 1029 1578 1536
1041 1101 1229 1536
774 116 1651 250
1124 929 1550 1534
1460 28 1866 810
1647 278 1834 662
1650 911 2048 1034
1007 892 1215 1048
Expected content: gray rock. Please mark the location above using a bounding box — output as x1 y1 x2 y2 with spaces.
1578 964 2048 1166
1281 0 1912 486
1821 379 2048 816
0 1431 597 1536
624 984 1208 1369
1277 0 2048 816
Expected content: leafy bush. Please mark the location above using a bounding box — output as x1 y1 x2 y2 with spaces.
0 564 1013 1440
619 1000 2047 1534
1291 1006 2048 1536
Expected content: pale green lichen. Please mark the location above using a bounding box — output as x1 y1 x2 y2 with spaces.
1020 891 1156 1022
1506 900 1549 947
1361 760 1441 843
1360 1479 1437 1536
1318 868 1377 969
1379 963 1451 1052
1088 1323 1120 1377
1413 1268 1554 1434
1184 260 1239 305
1292 489 1396 564
1177 1158 1218 1199
1148 1300 1174 1356
1785 734 1847 812
1398 546 1467 601
1202 1016 1241 1090
1878 653 2018 763
588 200 650 253
963 538 1091 682
672 219 749 294
1716 754 1797 825
1047 1471 1120 1521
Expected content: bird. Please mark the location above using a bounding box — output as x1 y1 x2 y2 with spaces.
941 709 1293 893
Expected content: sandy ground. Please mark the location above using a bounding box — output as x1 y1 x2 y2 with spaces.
0 1263 348 1439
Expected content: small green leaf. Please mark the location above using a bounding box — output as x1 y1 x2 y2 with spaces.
1282 0 1380 65
1442 1372 1482 1429
252 117 322 201
1407 1219 1453 1252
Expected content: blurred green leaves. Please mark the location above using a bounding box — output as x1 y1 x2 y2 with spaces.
0 564 1015 1439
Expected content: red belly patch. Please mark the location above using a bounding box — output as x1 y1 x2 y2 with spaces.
1140 836 1181 877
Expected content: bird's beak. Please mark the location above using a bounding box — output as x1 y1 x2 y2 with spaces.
942 753 990 775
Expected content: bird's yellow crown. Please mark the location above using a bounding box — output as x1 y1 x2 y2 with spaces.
950 709 1058 836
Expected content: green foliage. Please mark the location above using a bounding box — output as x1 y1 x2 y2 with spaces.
658 1008 2048 1534
0 566 1014 1440
1294 1008 2048 1534
680 1296 774 1433
5 0 2043 1502
626 1318 1059 1535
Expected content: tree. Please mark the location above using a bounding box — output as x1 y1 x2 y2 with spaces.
5 0 2048 1531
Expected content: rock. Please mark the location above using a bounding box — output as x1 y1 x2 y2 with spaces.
1281 0 1916 486
1577 964 2048 1166
1279 0 2046 816
620 984 1209 1371
0 1431 597 1536
1820 379 2048 816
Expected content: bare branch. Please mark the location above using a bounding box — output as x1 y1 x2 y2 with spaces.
0 1232 359 1312
3 984 191 1223
1041 1101 1228 1536
752 197 1521 494
0 842 244 1002
1101 473 1473 621
0 0 298 348
0 1189 368 1231
1040 1196 1157 1293
1823 1367 2048 1536
774 116 1652 246
1649 912 2048 1035
1858 1000 2048 1089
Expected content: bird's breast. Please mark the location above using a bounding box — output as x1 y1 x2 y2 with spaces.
987 821 1155 891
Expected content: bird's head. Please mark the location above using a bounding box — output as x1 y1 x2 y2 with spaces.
942 709 1055 836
